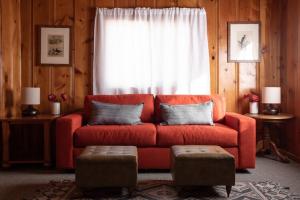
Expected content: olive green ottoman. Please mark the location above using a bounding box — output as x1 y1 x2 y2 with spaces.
171 145 235 197
76 146 138 193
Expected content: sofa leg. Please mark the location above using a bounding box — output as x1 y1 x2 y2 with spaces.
226 185 232 197
175 186 183 196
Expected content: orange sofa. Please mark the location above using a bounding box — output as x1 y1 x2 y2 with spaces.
56 94 256 169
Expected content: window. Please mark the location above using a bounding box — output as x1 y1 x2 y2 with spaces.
93 8 210 94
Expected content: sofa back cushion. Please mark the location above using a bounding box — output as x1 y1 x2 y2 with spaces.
84 94 154 123
160 101 214 125
88 101 144 125
155 95 226 123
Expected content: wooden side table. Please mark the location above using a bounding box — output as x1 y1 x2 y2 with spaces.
245 113 294 163
0 114 59 167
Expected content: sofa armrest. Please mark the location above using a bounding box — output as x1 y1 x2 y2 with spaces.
56 113 83 169
224 112 256 168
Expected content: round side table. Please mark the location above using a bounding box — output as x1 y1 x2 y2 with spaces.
245 113 294 163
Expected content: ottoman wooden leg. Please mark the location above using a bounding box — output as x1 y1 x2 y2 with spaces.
226 185 232 197
80 187 96 198
127 187 135 197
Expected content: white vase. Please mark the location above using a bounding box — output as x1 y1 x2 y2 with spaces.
51 102 61 115
249 102 259 114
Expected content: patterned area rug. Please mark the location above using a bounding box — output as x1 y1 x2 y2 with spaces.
25 180 300 200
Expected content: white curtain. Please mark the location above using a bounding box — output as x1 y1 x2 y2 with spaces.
93 8 210 95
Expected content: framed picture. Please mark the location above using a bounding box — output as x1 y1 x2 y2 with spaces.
228 22 261 62
37 26 72 66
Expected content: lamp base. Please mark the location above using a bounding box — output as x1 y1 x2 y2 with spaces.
22 105 39 116
263 104 280 115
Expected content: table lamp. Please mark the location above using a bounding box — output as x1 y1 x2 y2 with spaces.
262 87 281 115
22 87 40 116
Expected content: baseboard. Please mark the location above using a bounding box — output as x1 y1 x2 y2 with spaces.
279 149 300 163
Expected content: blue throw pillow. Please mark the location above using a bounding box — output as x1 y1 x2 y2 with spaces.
160 101 214 125
88 101 144 125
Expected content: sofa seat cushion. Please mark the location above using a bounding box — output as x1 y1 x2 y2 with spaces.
156 123 238 147
74 123 156 147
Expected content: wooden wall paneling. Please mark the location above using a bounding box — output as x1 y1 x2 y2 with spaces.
95 0 115 8
279 0 291 154
287 0 299 155
267 0 281 86
0 0 3 117
296 0 300 156
238 0 260 19
178 0 197 7
280 0 287 115
74 0 94 109
282 0 298 154
32 0 52 114
11 0 22 117
238 0 260 114
51 0 74 113
114 0 136 7
21 0 33 88
218 0 238 112
257 0 269 143
294 0 300 157
156 0 175 8
1 0 22 117
136 0 156 7
260 0 282 116
259 0 269 96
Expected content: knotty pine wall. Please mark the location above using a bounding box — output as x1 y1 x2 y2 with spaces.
0 0 22 118
0 0 282 117
280 0 300 159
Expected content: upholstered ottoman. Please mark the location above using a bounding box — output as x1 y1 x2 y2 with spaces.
76 146 138 192
171 145 235 197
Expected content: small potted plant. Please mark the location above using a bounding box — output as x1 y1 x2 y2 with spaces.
48 93 67 115
244 92 259 114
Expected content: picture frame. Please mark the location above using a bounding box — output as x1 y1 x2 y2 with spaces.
37 26 72 66
228 22 261 62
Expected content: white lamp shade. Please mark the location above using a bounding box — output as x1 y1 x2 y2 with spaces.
262 87 281 104
22 87 40 105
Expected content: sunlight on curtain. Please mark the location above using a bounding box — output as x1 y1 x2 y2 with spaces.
93 8 210 95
